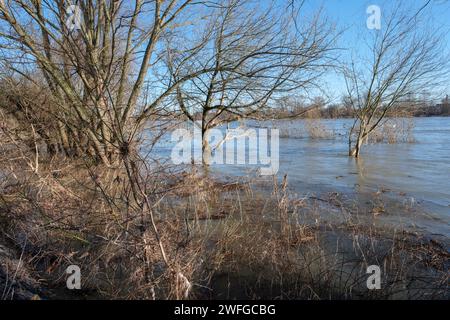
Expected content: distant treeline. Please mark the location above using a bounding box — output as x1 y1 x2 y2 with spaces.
265 98 450 119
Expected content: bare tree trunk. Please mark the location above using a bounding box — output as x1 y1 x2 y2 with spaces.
350 135 363 158
201 129 211 167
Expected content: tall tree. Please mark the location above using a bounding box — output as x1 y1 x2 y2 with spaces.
0 0 223 166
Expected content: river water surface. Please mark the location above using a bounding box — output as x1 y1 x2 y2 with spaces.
151 117 450 238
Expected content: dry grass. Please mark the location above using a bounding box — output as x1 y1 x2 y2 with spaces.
194 177 448 300
368 117 416 144
276 119 336 139
305 119 336 140
0 144 448 300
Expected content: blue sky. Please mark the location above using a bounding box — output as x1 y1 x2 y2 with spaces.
1 0 448 105
298 0 450 103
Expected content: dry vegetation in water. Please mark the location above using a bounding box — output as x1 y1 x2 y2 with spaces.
368 117 416 144
304 119 336 140
0 142 448 300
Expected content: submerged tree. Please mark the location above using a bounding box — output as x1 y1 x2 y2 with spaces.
166 0 336 165
343 3 448 158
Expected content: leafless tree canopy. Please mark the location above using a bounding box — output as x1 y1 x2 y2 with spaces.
0 1 214 165
0 0 447 164
166 0 335 162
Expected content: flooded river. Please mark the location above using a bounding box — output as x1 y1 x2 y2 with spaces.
152 117 450 238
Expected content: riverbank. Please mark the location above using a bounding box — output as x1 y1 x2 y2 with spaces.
0 157 448 300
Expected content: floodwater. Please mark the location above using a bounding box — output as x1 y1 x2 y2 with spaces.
151 117 450 238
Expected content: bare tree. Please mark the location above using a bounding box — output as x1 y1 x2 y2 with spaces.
343 3 448 157
0 0 224 167
166 0 336 164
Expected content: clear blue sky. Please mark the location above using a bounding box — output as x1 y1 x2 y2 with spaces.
298 0 450 103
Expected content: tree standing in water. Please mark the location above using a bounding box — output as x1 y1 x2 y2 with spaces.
343 3 447 157
167 0 336 165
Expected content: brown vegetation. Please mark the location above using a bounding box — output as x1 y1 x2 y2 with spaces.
0 143 447 299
